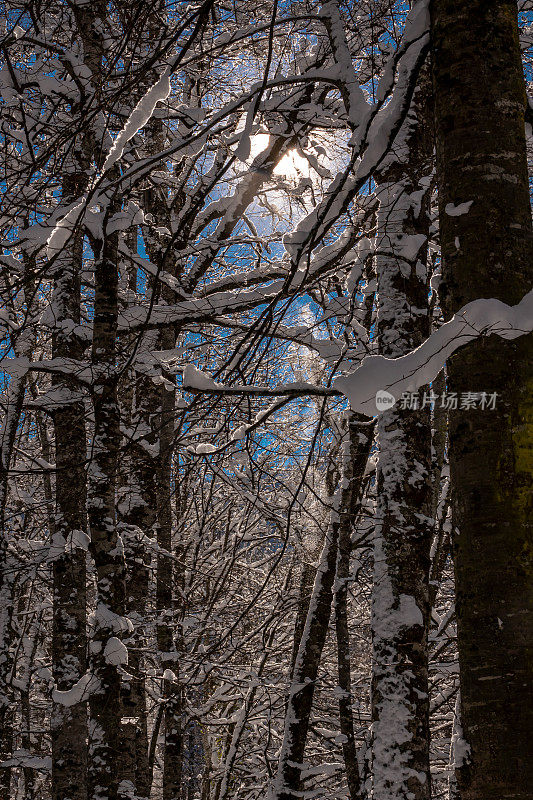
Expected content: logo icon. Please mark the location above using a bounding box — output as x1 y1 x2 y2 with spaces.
375 389 396 412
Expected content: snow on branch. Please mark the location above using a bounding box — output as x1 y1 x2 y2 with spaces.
51 672 101 707
283 0 430 265
103 637 128 667
103 68 171 173
93 602 134 635
175 291 532 417
320 0 368 128
181 366 340 399
182 364 225 391
45 69 170 261
46 197 87 260
334 290 533 415
0 751 52 772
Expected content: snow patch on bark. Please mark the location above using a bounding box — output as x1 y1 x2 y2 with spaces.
46 198 87 260
93 602 134 634
445 200 473 216
372 527 427 800
52 672 101 707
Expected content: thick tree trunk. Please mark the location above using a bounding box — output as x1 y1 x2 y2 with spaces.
142 116 184 798
157 349 183 800
372 70 434 800
288 439 341 679
289 561 317 678
431 3 533 798
0 375 24 800
448 693 464 800
116 241 155 799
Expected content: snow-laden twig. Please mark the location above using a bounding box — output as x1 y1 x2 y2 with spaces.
103 68 171 173
45 68 171 261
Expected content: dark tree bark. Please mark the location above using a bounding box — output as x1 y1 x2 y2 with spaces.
144 170 184 800
87 221 127 800
372 67 434 800
51 167 89 800
117 371 156 800
289 560 319 679
334 497 366 800
0 378 24 800
157 367 184 800
431 3 533 798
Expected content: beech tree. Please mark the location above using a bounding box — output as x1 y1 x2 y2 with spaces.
0 1 532 800
431 1 533 797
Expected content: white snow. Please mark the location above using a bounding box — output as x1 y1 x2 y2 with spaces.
103 68 171 173
231 425 247 441
52 672 101 707
334 289 533 415
94 602 134 634
65 529 90 552
46 198 87 260
397 594 423 627
451 693 471 768
0 750 51 771
194 443 217 454
445 200 473 217
103 637 128 666
321 0 368 128
183 364 224 391
117 781 136 799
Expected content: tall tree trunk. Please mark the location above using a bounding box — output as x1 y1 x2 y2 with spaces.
334 492 365 800
116 233 154 800
0 374 24 800
157 346 183 800
87 222 127 800
272 416 373 800
0 256 35 800
289 560 318 679
371 69 434 800
51 170 88 800
288 436 342 680
117 390 156 798
117 362 157 800
448 692 464 800
431 3 533 797
142 110 185 798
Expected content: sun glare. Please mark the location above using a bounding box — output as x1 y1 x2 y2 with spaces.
249 133 311 179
